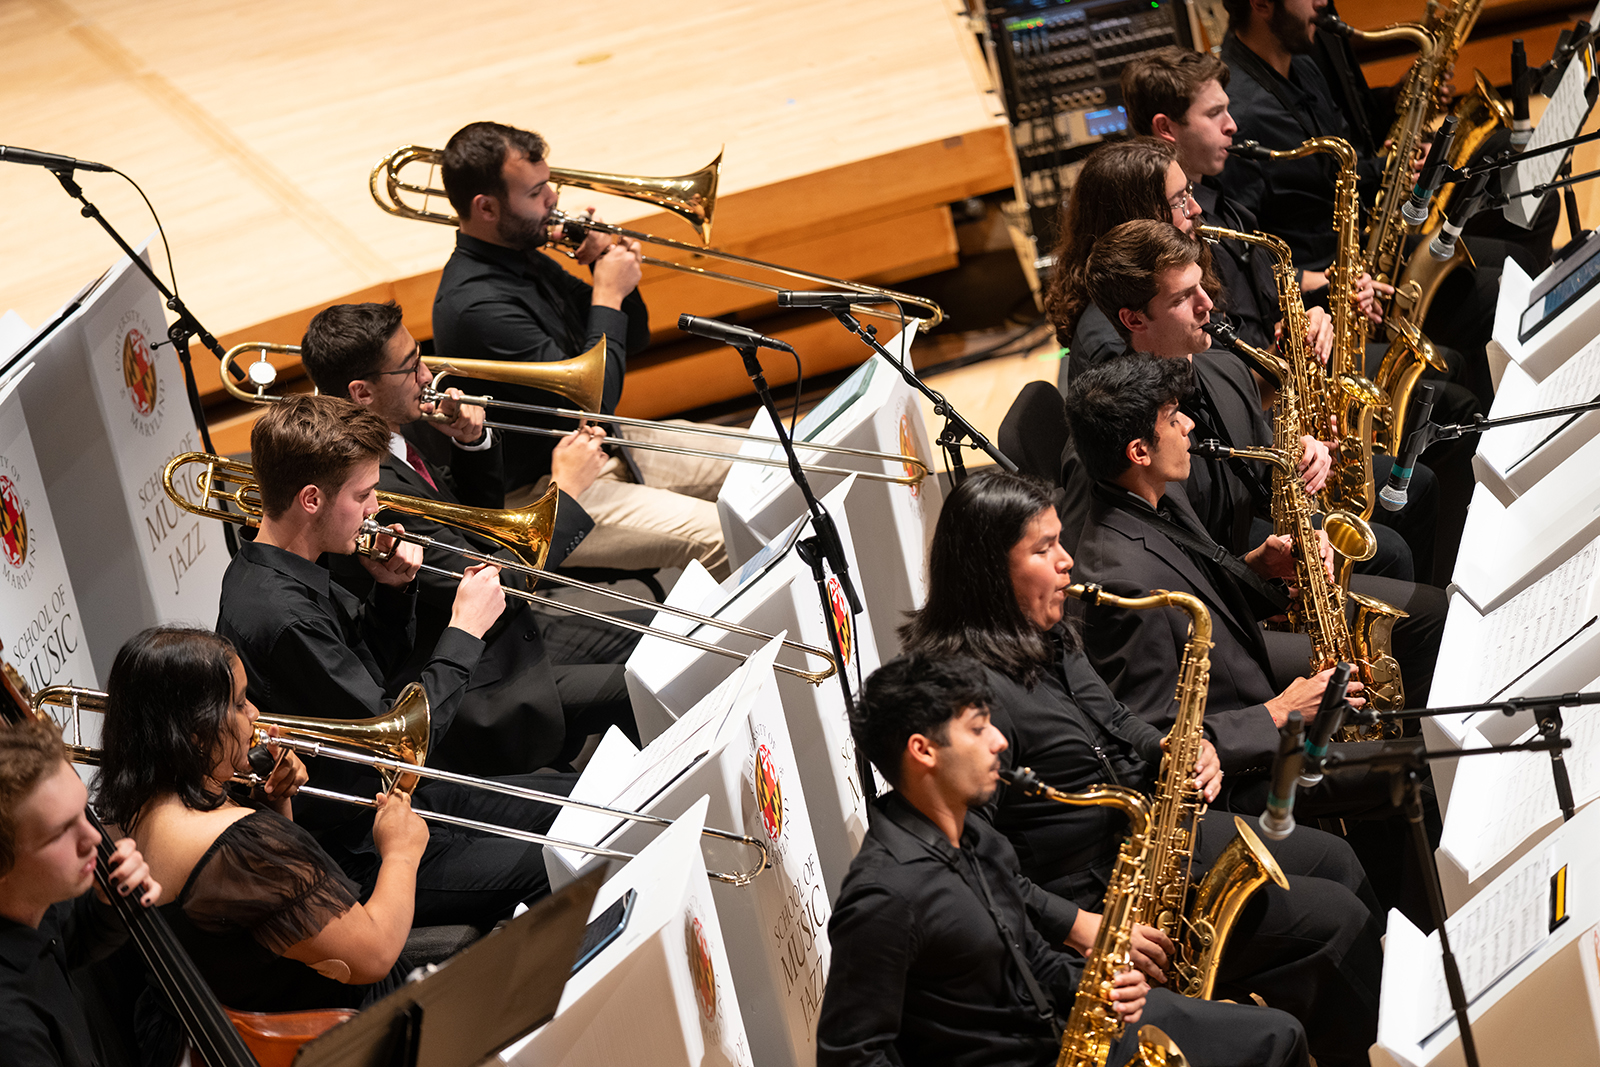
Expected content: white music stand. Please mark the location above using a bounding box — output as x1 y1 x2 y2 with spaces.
629 476 876 898
1424 546 1600 811
717 336 942 663
545 639 831 1067
12 243 228 677
1435 695 1600 912
1472 331 1600 505
1371 799 1600 1067
1454 435 1600 613
0 368 98 694
504 797 754 1067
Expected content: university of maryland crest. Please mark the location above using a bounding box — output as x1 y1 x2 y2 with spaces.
0 472 26 570
684 914 716 1021
898 411 922 498
826 575 853 667
122 326 158 416
115 311 165 435
754 742 784 841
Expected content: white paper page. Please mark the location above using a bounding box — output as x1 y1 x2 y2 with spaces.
1494 332 1600 470
1420 850 1553 1044
1440 702 1600 879
1459 539 1600 701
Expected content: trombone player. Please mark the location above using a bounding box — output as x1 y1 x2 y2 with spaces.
215 394 581 930
301 301 641 777
432 120 736 579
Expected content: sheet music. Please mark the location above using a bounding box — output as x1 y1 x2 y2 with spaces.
1496 333 1600 469
1440 703 1600 880
1459 539 1600 701
1421 851 1553 1043
1505 6 1600 228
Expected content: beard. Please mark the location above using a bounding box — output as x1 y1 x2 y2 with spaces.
1269 2 1317 54
495 206 549 251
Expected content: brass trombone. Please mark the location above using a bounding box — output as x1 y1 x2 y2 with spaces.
218 339 929 487
30 685 770 886
369 144 945 327
161 451 838 684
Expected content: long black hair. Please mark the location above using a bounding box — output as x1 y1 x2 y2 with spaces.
95 627 241 831
899 470 1070 686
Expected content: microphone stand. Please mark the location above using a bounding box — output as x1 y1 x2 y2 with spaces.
1356 689 1600 822
42 166 238 554
729 342 876 808
1322 733 1571 1067
817 306 1018 484
1398 397 1600 458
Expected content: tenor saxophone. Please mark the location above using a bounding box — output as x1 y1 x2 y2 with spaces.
1002 767 1188 1067
1221 140 1390 584
1067 583 1286 998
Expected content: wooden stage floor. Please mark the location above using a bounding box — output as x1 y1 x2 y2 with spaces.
0 0 1011 449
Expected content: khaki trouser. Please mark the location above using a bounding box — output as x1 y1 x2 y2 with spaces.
508 419 737 578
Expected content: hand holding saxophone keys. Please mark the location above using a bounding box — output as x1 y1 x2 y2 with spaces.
1354 273 1393 325
1266 668 1366 727
1244 534 1297 581
360 523 423 587
1297 435 1332 494
1304 305 1333 366
1109 966 1150 1023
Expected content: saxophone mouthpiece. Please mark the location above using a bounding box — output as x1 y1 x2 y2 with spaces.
1202 319 1239 347
1000 766 1044 795
1067 582 1104 606
1227 139 1272 160
1190 439 1230 459
1311 12 1352 35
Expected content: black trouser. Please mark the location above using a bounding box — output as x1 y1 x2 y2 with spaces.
536 606 652 666
1112 987 1309 1067
1199 813 1384 1067
332 770 580 930
552 661 639 767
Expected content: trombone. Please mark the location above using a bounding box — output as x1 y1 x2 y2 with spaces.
369 144 945 327
30 685 770 886
218 339 929 487
161 451 839 685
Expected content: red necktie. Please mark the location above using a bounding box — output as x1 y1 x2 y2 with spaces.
404 440 438 491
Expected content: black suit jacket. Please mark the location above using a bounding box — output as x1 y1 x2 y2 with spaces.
1184 350 1274 557
335 427 596 775
1073 486 1282 774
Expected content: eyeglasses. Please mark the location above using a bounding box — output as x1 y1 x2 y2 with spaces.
367 350 424 381
1168 182 1197 215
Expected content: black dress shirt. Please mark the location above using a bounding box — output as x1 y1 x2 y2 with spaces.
0 896 127 1067
431 233 649 488
1219 33 1382 272
1182 350 1274 557
216 536 484 833
1194 183 1281 352
817 793 1081 1067
982 633 1165 906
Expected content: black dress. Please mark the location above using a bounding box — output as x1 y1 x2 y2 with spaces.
135 806 400 1066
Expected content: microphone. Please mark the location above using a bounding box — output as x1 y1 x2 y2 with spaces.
776 290 885 310
677 314 796 353
1378 382 1438 510
1261 711 1306 841
0 145 113 173
1511 38 1533 148
1298 662 1353 788
1401 116 1458 226
1429 171 1493 261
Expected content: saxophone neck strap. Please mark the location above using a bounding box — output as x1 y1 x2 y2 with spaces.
1109 490 1292 613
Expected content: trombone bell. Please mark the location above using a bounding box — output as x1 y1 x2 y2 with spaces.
255 684 431 794
370 144 722 244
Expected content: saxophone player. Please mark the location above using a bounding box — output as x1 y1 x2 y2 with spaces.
816 653 1308 1067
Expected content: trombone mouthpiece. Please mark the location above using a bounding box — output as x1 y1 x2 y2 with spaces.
1227 139 1273 160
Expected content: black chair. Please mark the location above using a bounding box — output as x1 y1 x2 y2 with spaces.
997 380 1095 554
998 380 1071 485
